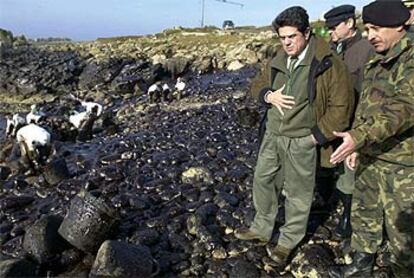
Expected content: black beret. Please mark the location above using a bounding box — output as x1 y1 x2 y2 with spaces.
324 5 355 28
363 0 410 27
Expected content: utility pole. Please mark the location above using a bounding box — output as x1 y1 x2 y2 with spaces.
200 0 244 27
201 0 205 27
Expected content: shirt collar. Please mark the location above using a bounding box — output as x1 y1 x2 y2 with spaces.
287 42 310 69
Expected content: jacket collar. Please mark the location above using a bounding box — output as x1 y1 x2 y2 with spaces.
270 35 331 72
337 30 362 52
367 32 413 69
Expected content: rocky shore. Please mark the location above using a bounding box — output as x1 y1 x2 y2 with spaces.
0 27 392 277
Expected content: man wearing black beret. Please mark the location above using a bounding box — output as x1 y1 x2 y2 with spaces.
329 0 414 277
323 5 374 240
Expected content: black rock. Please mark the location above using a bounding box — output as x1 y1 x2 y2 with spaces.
0 195 35 210
229 259 260 278
58 192 118 253
22 215 68 264
90 240 158 278
0 258 38 277
0 166 11 180
290 243 336 277
42 158 71 186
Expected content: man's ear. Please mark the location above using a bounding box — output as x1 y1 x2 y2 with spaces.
346 18 355 29
304 28 311 40
396 25 404 32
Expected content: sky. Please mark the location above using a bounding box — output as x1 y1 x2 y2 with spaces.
0 0 370 41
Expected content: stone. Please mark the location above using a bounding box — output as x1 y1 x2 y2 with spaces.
58 192 118 253
90 240 158 277
0 258 37 277
181 167 213 184
42 158 71 185
227 60 245 71
0 166 11 180
229 259 260 278
22 215 68 264
290 243 336 278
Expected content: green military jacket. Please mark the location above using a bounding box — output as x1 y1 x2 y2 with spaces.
350 32 414 166
250 35 355 168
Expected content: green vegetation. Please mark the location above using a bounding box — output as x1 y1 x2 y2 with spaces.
311 20 330 40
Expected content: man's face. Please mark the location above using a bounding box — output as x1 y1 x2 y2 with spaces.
278 26 310 57
328 19 354 42
365 23 404 54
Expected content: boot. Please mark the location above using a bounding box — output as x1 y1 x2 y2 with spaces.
266 244 292 272
234 227 268 244
328 251 374 278
335 191 352 238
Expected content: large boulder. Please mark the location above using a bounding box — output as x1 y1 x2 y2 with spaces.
23 215 69 264
90 240 158 277
58 192 118 253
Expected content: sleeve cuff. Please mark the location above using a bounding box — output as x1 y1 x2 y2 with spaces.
258 87 272 107
348 128 366 150
311 125 328 146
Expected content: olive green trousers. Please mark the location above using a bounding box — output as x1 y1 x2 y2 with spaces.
250 131 317 249
336 162 356 195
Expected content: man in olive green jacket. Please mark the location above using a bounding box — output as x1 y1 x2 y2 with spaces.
236 6 354 271
329 1 414 277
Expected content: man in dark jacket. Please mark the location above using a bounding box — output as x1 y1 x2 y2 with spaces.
235 6 354 271
324 4 374 239
329 1 414 277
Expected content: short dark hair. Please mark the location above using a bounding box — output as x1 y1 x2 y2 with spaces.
272 6 310 34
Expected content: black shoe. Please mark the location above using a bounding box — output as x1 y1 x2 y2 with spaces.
335 191 352 238
328 251 374 278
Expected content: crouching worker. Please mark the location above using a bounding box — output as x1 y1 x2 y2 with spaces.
147 82 162 103
16 124 52 170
